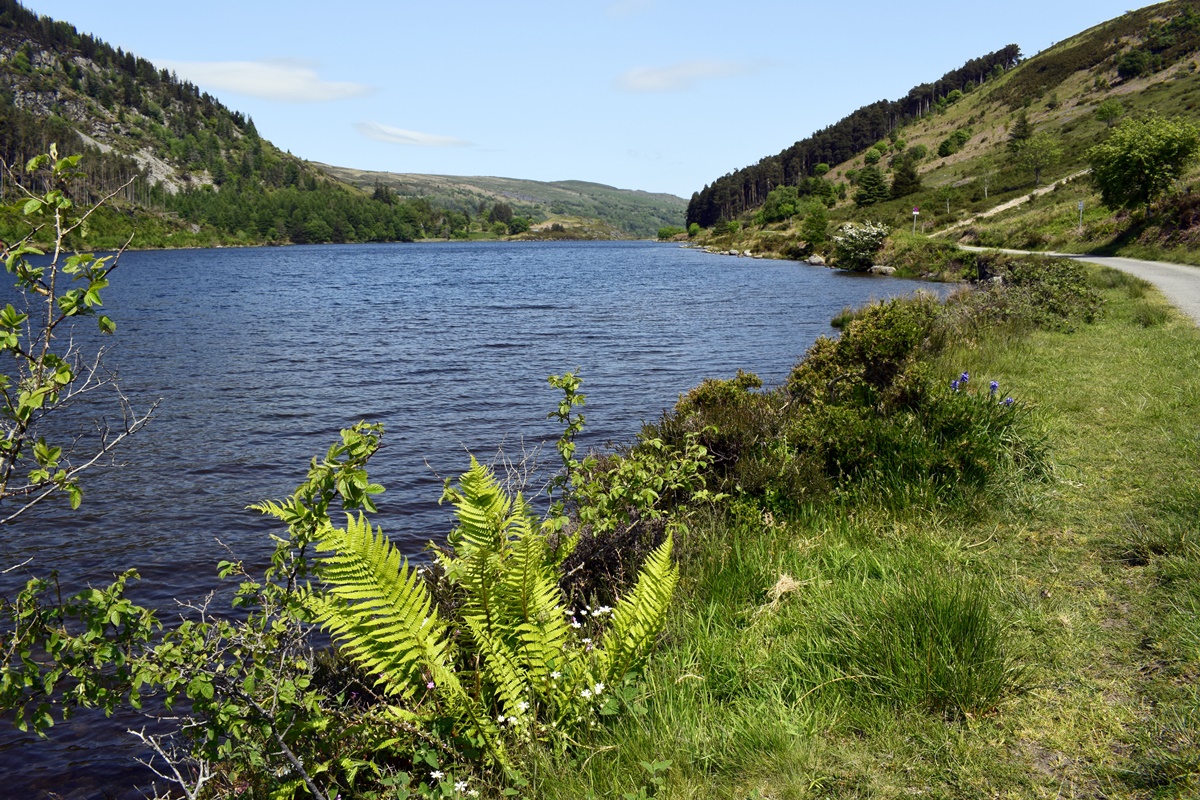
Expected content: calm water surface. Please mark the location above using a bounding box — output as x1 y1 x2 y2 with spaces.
0 240 937 797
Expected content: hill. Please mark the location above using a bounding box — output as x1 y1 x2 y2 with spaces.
685 0 1200 267
316 165 687 239
0 0 676 247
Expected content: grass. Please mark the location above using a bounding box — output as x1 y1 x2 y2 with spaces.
521 267 1200 798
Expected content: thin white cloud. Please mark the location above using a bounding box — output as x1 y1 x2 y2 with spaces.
614 60 757 93
355 121 472 148
607 0 652 17
158 58 372 102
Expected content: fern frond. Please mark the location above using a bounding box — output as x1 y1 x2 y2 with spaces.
498 506 572 680
445 462 578 718
596 532 678 684
449 457 512 557
310 514 456 701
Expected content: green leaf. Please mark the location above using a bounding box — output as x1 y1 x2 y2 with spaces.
98 316 116 334
22 199 43 215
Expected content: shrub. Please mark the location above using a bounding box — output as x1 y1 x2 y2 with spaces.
799 200 829 245
880 231 975 279
651 289 1054 511
938 127 973 157
831 221 890 270
755 185 800 224
957 257 1103 332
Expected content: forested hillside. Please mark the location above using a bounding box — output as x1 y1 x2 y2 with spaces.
0 0 677 246
686 45 1022 227
687 0 1200 267
0 0 446 246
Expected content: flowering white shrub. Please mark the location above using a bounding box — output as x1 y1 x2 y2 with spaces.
832 221 890 271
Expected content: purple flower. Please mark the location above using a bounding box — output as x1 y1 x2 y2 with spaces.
990 380 999 395
951 379 960 391
1002 397 1014 406
427 681 436 690
960 371 970 384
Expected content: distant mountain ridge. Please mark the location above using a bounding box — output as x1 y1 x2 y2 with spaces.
314 164 687 239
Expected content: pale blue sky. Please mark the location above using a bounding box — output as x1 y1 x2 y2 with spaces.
24 0 1158 197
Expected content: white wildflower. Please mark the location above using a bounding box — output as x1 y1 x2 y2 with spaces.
455 780 468 793
581 688 592 699
551 671 561 679
430 770 445 780
517 700 530 712
593 682 605 694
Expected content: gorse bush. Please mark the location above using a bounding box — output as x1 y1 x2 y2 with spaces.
964 257 1102 333
649 259 1095 511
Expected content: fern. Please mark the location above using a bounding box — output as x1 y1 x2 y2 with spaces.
597 532 679 685
308 513 507 762
304 451 679 763
309 514 455 700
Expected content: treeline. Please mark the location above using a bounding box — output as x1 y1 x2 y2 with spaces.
686 45 1021 227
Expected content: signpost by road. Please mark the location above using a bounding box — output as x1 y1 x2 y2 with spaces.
1078 200 1084 234
912 206 920 234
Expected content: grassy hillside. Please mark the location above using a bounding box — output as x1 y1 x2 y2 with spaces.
690 0 1200 267
314 164 687 239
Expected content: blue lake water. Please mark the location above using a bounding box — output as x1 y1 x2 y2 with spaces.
0 240 938 797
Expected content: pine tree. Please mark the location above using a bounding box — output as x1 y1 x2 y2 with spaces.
854 165 890 207
1007 111 1033 153
891 157 922 199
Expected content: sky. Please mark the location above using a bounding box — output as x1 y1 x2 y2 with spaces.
23 0 1161 199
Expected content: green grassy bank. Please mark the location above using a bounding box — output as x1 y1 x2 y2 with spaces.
523 268 1200 799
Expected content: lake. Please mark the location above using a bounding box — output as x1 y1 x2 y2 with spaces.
0 240 937 797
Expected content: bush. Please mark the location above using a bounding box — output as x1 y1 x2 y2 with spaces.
938 128 973 158
956 257 1102 333
832 221 890 270
755 185 800 224
651 293 1049 509
881 231 975 279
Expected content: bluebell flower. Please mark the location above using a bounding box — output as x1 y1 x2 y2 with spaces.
990 380 999 395
1002 397 1014 406
960 371 970 384
951 379 960 391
